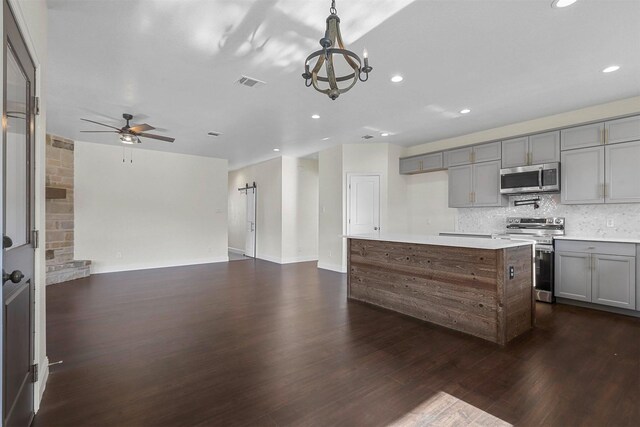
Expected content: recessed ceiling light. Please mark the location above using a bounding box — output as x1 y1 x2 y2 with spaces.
551 0 578 8
602 65 620 73
322 137 330 141
381 133 389 137
273 148 280 152
460 108 471 114
390 75 403 83
311 114 320 119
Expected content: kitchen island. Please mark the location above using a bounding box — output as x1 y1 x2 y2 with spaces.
346 233 535 345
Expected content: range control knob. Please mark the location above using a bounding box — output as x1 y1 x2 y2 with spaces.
555 218 562 224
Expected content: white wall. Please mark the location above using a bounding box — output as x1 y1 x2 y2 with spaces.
406 171 457 235
318 145 344 272
228 157 283 262
318 143 409 272
75 142 228 273
282 157 319 263
228 156 318 264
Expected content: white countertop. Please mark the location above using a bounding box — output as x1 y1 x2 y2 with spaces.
344 233 534 250
554 236 640 244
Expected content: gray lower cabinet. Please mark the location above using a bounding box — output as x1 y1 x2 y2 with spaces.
592 254 636 309
605 140 640 203
561 146 605 204
555 251 592 302
448 160 506 208
555 241 637 310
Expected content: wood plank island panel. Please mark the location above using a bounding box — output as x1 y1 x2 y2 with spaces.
347 238 534 345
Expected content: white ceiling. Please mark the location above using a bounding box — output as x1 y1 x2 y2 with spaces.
47 0 640 169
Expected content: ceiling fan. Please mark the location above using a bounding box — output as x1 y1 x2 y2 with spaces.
80 113 175 144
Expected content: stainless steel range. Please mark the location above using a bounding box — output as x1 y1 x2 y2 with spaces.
498 217 565 303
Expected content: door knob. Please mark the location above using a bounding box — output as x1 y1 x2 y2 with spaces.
374 227 379 231
3 235 13 249
3 269 24 285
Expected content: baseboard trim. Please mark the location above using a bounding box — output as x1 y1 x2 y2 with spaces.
317 262 346 273
91 257 230 274
35 356 49 412
556 298 640 318
280 255 319 264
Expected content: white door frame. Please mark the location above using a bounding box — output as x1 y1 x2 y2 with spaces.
346 173 381 235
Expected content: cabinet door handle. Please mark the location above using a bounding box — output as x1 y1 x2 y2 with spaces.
469 192 473 203
419 160 423 171
604 128 608 144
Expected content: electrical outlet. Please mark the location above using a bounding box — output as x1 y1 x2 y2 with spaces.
606 218 615 228
509 266 515 279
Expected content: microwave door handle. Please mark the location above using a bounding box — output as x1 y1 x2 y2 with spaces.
538 167 543 189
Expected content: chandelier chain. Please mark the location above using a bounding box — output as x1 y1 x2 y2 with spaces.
330 0 337 15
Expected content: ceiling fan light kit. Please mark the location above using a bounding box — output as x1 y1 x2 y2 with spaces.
302 0 372 100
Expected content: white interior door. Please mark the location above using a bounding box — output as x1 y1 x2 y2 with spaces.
348 175 380 235
244 188 256 257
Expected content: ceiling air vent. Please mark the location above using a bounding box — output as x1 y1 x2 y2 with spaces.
236 75 266 88
207 131 222 137
361 135 374 140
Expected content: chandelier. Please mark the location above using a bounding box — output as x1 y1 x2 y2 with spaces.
302 0 372 100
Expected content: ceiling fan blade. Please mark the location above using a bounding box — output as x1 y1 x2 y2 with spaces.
138 133 175 143
129 123 155 133
80 118 122 131
80 130 119 133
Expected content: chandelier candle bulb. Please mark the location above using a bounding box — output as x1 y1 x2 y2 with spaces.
363 49 369 67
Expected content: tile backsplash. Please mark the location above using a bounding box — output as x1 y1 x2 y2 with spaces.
457 194 640 239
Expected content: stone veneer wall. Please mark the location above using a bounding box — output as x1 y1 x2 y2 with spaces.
45 135 90 284
46 135 74 263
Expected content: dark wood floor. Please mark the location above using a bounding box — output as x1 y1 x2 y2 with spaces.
35 260 639 427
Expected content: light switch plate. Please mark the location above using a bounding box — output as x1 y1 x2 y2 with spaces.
606 218 615 228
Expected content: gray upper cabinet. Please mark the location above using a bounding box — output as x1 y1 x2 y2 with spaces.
592 254 636 310
445 142 501 167
473 142 501 163
501 137 528 168
473 161 504 207
502 132 560 168
448 164 473 208
561 146 605 205
445 147 473 167
606 116 640 145
399 156 422 174
561 122 604 151
420 152 444 172
529 131 560 164
555 251 592 302
399 152 444 175
605 140 640 203
448 161 506 208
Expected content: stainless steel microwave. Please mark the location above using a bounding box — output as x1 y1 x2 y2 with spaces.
500 162 560 194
